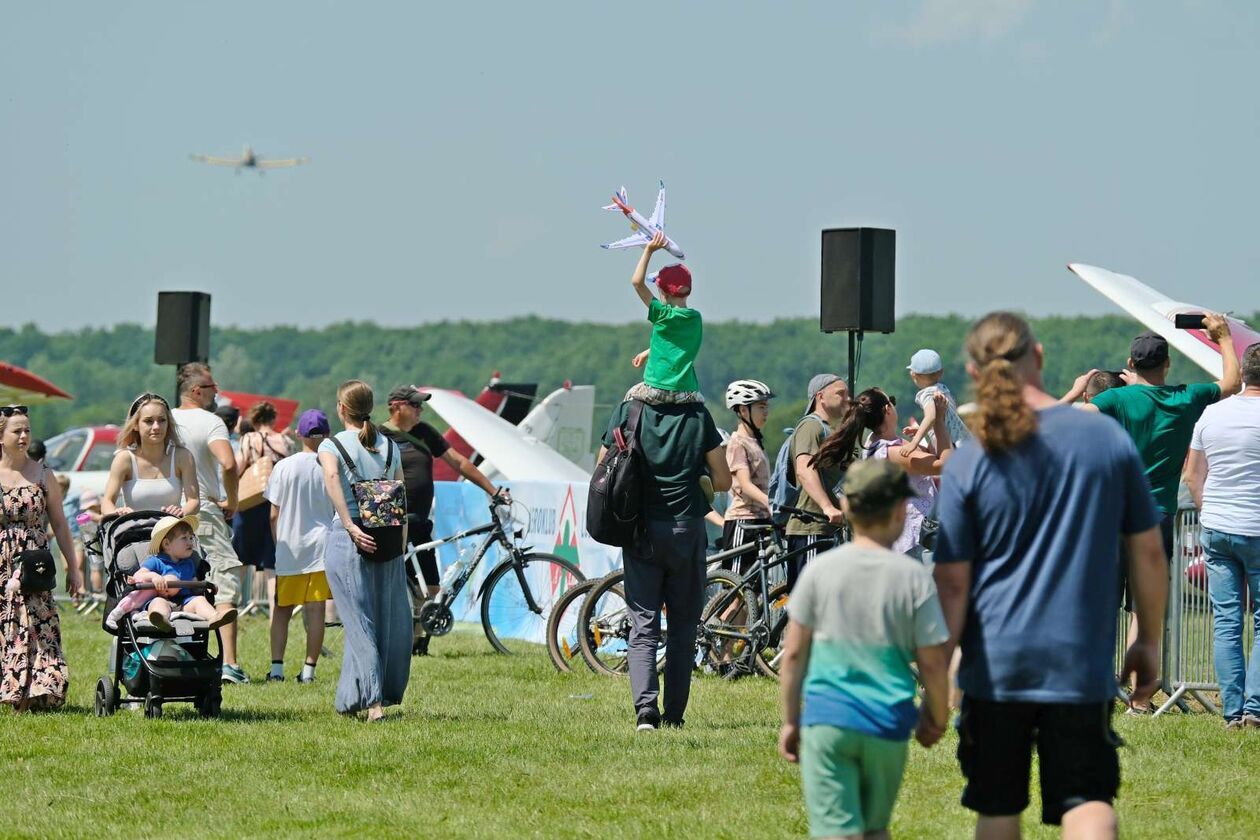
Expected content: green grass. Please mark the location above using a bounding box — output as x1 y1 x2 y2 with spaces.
2 609 1257 839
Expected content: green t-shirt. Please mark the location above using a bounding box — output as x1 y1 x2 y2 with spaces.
643 298 702 392
602 400 723 521
785 414 842 537
1091 382 1220 516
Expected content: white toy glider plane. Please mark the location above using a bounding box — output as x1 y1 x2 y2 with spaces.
1068 263 1259 380
601 181 685 260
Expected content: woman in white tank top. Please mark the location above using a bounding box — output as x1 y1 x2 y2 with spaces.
102 393 200 517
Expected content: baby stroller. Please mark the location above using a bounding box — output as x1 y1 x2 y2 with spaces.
90 510 224 719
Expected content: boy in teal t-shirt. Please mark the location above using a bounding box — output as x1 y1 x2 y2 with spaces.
778 460 951 838
625 230 703 403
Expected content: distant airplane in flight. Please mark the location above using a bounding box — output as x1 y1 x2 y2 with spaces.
189 145 308 173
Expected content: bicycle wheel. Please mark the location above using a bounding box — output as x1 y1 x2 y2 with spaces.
699 569 761 672
576 571 632 676
753 582 791 679
545 577 600 673
481 552 584 655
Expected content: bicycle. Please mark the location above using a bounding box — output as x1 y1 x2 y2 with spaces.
698 506 835 679
572 542 758 677
407 498 584 655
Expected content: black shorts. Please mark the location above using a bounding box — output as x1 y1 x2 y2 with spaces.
720 518 772 575
957 698 1122 825
785 534 836 592
404 515 439 587
231 504 276 570
1118 513 1174 612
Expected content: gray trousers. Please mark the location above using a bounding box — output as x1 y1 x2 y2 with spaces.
324 520 412 714
622 518 707 722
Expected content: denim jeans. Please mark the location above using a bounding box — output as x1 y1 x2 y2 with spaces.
1200 527 1260 721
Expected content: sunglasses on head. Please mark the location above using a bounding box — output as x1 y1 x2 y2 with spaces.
1 405 29 417
128 393 169 418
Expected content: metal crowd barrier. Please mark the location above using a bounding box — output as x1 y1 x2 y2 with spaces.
1116 507 1257 717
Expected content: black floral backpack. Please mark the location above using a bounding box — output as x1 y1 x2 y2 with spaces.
329 436 407 561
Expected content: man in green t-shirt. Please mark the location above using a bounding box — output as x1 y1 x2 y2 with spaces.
600 400 730 731
1085 313 1240 531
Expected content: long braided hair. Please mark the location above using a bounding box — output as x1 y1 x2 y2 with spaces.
965 311 1038 454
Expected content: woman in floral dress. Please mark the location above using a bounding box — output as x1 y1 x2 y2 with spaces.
0 407 83 711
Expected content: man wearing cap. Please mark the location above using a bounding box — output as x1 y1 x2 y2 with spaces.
264 409 337 683
381 385 501 656
785 374 850 589
1084 316 1240 564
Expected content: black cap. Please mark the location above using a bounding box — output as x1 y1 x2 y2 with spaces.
387 385 431 407
1129 331 1169 370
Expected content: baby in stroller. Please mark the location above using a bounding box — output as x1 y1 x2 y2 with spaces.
105 514 236 632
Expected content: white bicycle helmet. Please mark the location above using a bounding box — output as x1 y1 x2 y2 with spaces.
725 379 775 409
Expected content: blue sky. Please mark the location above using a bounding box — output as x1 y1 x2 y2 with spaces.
3 1 1256 331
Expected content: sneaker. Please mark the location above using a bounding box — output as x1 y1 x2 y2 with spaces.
221 663 251 685
412 635 430 657
265 673 285 683
1225 717 1247 731
636 708 661 732
148 611 173 633
1242 713 1260 729
297 674 316 684
661 718 684 730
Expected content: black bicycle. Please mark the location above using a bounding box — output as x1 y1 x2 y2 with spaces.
410 499 584 655
699 506 835 679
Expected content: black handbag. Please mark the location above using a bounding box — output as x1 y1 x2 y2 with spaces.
18 549 57 594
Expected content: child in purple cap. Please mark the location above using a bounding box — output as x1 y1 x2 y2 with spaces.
263 408 336 683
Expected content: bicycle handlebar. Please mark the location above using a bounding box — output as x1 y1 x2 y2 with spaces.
774 504 830 525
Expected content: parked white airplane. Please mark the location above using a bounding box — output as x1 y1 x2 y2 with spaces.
420 385 593 484
190 145 308 173
601 181 685 260
1068 263 1259 380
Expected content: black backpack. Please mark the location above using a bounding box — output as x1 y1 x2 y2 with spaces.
586 400 646 547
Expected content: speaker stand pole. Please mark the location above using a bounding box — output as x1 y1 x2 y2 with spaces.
847 330 864 393
174 363 185 408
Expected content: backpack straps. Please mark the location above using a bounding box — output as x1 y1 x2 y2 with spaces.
330 434 395 480
328 436 361 480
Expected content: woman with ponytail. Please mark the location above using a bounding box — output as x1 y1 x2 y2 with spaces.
813 388 953 558
932 312 1168 835
317 380 411 721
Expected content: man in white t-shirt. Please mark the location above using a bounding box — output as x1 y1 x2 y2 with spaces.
264 409 336 684
172 363 248 684
1185 342 1260 729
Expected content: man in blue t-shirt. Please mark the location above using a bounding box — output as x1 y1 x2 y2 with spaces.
933 312 1168 838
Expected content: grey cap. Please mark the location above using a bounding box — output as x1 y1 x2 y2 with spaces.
806 373 842 410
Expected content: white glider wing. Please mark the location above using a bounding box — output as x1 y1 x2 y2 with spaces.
190 154 244 166
602 232 650 250
1068 263 1260 379
256 157 309 169
420 388 591 483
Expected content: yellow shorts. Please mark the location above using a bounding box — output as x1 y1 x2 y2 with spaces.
275 571 331 607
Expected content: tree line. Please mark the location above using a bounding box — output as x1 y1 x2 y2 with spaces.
4 312 1246 457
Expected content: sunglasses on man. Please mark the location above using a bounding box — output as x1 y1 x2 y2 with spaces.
1 405 29 417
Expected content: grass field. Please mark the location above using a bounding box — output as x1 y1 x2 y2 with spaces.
2 607 1256 839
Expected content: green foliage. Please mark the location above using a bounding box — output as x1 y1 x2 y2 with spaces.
3 312 1251 455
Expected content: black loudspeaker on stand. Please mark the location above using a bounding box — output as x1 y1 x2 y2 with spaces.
155 291 212 402
819 228 896 393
